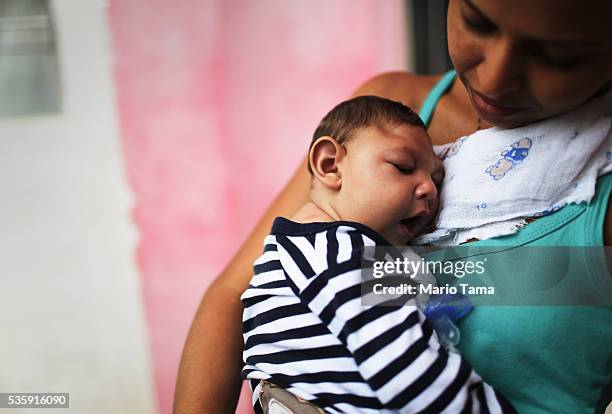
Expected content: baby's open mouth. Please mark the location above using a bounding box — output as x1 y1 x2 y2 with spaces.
400 216 422 230
400 211 433 237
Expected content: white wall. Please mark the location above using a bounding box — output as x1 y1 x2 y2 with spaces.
0 1 157 412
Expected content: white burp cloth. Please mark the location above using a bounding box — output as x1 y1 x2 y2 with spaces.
416 91 612 245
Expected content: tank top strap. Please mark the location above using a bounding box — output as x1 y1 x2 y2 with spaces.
418 69 457 127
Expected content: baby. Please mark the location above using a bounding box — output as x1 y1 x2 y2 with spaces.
241 96 514 414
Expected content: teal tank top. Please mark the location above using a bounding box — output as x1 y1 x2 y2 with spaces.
420 70 612 413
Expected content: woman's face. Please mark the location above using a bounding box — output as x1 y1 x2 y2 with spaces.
447 0 612 129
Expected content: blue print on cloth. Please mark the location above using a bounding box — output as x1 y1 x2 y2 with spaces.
534 204 562 217
440 136 467 160
485 137 532 180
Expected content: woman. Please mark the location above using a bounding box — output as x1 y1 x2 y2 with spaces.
175 0 612 412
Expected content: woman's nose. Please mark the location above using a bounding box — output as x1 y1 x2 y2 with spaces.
477 38 525 97
415 177 437 201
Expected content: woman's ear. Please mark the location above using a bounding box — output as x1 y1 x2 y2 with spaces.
309 136 345 191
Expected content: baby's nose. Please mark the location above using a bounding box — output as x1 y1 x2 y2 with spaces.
415 177 437 201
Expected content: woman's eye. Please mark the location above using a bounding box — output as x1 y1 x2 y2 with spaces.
463 15 496 34
461 7 496 35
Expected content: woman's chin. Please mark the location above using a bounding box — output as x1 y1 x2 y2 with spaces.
479 112 535 130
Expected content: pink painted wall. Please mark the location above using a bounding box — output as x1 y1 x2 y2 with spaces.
107 1 407 412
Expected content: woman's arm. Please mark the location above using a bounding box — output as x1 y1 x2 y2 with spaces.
174 158 310 414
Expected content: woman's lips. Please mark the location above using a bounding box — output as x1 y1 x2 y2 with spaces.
471 90 525 119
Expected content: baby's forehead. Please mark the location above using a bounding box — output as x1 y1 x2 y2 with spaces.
352 123 433 151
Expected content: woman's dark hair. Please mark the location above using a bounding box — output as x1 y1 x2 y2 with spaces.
308 95 425 173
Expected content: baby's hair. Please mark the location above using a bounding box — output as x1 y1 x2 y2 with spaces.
308 95 425 173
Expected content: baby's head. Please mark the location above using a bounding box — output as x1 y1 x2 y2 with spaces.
308 96 443 245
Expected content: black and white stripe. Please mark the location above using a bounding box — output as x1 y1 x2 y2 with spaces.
242 217 516 413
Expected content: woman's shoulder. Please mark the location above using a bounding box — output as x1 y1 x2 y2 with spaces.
352 71 443 111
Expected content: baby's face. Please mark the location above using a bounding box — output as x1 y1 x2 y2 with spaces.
337 124 443 245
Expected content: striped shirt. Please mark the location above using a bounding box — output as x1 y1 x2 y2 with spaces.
241 217 515 413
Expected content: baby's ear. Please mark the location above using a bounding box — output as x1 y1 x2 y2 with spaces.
309 136 345 191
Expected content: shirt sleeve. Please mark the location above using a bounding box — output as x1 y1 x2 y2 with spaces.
275 226 516 414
